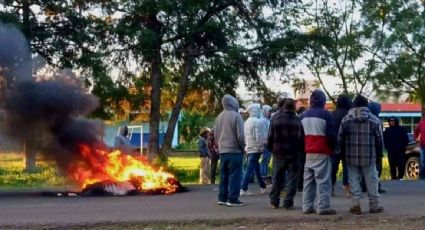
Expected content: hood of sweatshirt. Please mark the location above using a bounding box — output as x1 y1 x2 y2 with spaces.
310 90 326 108
347 107 371 122
368 101 381 117
222 94 239 112
247 103 261 118
336 94 352 110
261 105 272 119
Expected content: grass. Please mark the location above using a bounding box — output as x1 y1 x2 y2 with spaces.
0 152 396 189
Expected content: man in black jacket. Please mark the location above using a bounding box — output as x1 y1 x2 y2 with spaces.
384 117 409 180
267 98 305 209
331 94 352 197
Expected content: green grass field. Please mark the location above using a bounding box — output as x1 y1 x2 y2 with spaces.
0 152 394 188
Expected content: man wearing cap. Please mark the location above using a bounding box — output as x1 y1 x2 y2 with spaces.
339 94 384 214
214 94 246 207
198 127 211 184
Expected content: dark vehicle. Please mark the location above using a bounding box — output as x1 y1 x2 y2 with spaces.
405 141 421 179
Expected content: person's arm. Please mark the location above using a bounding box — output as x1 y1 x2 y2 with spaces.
236 115 246 152
266 119 275 152
298 120 305 154
383 130 389 150
254 120 264 149
325 112 337 151
375 121 384 158
338 120 346 156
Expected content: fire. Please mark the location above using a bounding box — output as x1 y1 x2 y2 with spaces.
67 144 178 194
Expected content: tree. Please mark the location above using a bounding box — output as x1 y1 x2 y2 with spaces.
98 0 310 160
362 0 425 114
302 0 386 103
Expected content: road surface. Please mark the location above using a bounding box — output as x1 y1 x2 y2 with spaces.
0 180 424 228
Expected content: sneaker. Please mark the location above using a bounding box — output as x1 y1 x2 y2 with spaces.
369 206 384 213
226 201 245 207
260 188 267 194
349 205 362 215
218 201 226 206
240 190 254 196
270 203 279 209
303 208 315 214
318 209 337 215
378 188 386 194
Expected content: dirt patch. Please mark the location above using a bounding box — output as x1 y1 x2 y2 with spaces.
4 216 425 230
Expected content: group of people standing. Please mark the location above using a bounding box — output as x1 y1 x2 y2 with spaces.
198 89 425 215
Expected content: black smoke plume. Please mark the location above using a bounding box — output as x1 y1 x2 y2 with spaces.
0 22 104 175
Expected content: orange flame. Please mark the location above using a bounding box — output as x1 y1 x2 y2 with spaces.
67 144 177 193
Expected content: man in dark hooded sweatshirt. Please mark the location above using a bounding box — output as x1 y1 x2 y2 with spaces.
214 94 246 207
331 94 352 198
301 90 337 215
384 116 409 180
339 95 384 214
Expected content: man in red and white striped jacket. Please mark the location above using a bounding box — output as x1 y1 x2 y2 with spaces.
300 89 337 215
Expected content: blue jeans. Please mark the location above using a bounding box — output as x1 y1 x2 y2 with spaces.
347 164 379 209
218 153 243 203
331 153 349 186
241 153 266 191
420 148 425 179
260 147 272 178
303 154 332 213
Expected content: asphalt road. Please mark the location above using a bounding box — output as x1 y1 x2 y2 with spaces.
0 180 424 227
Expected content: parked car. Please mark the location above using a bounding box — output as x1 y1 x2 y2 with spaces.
405 141 421 179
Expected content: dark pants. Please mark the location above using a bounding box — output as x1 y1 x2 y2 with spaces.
241 153 266 191
218 153 243 203
297 153 306 190
331 153 349 187
210 156 219 184
388 150 405 179
270 156 298 208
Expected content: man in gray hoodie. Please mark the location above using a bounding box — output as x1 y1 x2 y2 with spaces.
214 94 246 207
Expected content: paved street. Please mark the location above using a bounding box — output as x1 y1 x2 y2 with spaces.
0 180 424 228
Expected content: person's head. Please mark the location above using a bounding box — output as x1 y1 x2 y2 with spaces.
277 97 288 109
200 127 211 138
309 89 326 108
261 104 272 119
387 116 399 127
222 94 239 112
336 94 353 110
352 94 369 108
120 126 129 137
368 101 381 117
247 103 261 118
283 98 296 112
